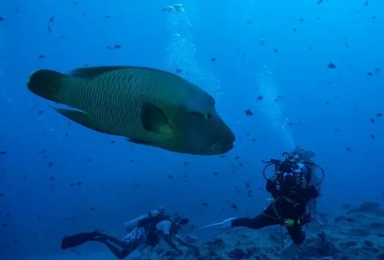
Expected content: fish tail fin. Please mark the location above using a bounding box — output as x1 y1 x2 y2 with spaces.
26 69 70 103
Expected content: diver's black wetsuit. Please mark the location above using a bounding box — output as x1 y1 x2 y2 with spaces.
232 162 319 245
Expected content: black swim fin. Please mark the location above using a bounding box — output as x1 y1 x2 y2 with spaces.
61 231 99 249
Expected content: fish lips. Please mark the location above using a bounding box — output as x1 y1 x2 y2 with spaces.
212 135 235 154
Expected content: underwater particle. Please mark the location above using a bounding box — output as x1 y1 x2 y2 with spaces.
104 15 111 18
370 118 375 124
5 213 10 217
230 203 238 209
299 18 305 22
0 151 6 155
175 68 182 74
327 62 336 69
110 140 115 144
374 68 381 73
246 20 252 24
245 133 251 136
49 16 54 23
37 110 44 114
293 28 297 32
73 1 79 4
38 55 45 59
0 17 4 21
326 101 330 105
317 0 323 4
244 109 253 116
183 162 188 165
346 147 351 152
259 39 265 45
50 176 55 181
133 183 140 188
0 193 3 196
211 57 216 61
167 175 173 179
370 134 375 139
76 182 82 186
309 46 313 51
201 202 208 206
2 223 7 227
367 72 373 76
234 155 240 160
273 48 279 53
89 207 95 211
48 25 52 34
48 162 53 168
365 1 369 6
213 171 218 176
252 138 256 142
376 113 383 117
344 42 349 48
113 44 121 49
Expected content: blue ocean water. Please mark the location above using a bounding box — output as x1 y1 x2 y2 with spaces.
1 0 384 259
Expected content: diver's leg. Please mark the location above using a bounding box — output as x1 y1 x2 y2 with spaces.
102 234 127 248
281 224 305 259
286 224 305 245
232 205 281 229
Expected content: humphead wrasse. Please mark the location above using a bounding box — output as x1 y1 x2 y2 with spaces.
26 66 235 155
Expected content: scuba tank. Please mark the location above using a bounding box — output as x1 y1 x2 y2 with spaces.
124 208 164 230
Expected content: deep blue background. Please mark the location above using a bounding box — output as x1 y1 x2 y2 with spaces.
1 0 383 259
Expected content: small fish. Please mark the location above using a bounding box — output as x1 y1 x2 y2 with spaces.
327 62 336 69
244 109 253 116
26 66 235 155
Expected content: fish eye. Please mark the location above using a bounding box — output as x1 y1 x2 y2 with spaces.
206 113 212 120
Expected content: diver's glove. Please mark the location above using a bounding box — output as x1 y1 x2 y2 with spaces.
281 240 300 259
199 217 236 231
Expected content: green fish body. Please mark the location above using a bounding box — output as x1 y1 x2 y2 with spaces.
26 66 235 155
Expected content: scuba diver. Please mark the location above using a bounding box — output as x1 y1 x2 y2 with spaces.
61 208 199 259
291 145 324 225
200 147 325 259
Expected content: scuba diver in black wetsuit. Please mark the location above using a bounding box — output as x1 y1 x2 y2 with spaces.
61 208 199 259
200 147 325 259
292 145 324 225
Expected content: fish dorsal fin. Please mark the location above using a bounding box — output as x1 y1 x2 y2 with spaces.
69 66 131 79
141 101 173 135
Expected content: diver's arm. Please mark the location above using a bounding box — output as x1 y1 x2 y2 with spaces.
163 234 183 254
174 234 199 251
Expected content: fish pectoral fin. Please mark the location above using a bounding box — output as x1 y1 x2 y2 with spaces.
69 66 131 79
50 106 114 135
141 102 173 135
